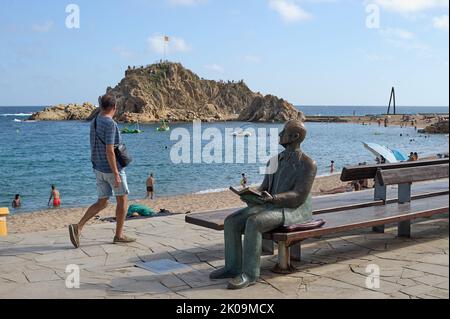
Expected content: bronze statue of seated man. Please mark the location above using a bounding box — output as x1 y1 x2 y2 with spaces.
210 120 317 289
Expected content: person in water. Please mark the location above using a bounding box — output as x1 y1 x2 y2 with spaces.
240 173 248 189
48 185 61 208
146 173 155 199
12 194 21 209
329 160 335 174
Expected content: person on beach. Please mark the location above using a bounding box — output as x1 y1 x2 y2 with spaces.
240 173 248 189
414 152 419 161
12 194 21 209
146 173 155 199
329 160 335 174
408 152 415 161
68 94 135 248
48 185 61 208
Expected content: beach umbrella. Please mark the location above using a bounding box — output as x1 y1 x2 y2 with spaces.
392 149 409 161
363 142 398 163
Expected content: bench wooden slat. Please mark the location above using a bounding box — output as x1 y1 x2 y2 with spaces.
269 194 449 245
185 209 235 231
185 180 449 231
377 164 449 186
340 159 449 182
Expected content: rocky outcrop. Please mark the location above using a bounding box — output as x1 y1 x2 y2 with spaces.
30 103 97 121
30 63 304 123
238 95 305 122
106 62 303 123
423 121 449 134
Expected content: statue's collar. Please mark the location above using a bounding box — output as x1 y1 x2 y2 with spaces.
280 149 303 161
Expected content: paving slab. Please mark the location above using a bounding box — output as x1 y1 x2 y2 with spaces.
0 212 447 299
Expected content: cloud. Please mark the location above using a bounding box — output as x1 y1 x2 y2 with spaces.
433 15 449 31
204 64 224 72
379 28 430 54
167 0 206 6
373 0 448 13
148 35 191 54
113 46 137 59
379 27 414 40
268 0 311 23
32 21 54 33
365 52 394 62
244 55 262 63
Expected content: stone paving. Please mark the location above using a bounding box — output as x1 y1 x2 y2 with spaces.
0 213 448 299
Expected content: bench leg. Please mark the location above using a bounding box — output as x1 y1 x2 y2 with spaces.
262 239 274 255
290 242 301 262
398 220 411 238
271 241 296 274
372 225 385 233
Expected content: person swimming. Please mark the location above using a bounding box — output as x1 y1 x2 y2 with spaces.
240 173 248 189
48 185 61 208
12 194 21 209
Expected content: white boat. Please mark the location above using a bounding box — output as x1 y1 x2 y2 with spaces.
14 119 37 123
232 130 252 137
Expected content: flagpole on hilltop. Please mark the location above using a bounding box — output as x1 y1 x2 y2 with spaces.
163 35 170 62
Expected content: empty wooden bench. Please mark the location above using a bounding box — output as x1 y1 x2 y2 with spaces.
186 160 449 273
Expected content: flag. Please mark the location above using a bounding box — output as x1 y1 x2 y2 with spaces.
164 36 170 42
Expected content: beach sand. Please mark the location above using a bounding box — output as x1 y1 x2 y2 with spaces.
307 113 448 130
6 174 357 235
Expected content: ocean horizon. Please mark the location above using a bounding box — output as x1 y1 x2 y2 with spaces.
1 105 448 213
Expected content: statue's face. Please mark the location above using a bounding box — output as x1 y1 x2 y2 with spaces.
279 121 306 148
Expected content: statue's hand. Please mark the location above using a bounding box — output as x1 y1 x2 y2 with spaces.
261 191 274 203
240 194 265 206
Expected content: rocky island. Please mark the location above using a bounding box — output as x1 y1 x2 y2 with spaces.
29 103 96 121
30 62 304 123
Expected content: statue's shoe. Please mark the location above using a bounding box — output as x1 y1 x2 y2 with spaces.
209 267 238 280
227 274 256 290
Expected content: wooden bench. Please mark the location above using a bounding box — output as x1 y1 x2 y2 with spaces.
185 160 449 273
0 207 9 236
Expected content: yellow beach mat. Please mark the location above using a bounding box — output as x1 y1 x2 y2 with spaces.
0 207 9 236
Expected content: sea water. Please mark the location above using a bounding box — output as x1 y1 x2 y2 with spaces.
0 106 448 213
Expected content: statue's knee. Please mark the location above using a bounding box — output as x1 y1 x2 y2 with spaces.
245 216 262 232
224 215 239 229
224 209 247 229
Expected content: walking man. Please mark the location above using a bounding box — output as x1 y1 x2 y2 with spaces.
69 95 135 248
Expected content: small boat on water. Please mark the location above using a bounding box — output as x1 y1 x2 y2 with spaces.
232 130 252 137
231 124 253 137
157 120 170 132
121 122 143 134
14 118 37 123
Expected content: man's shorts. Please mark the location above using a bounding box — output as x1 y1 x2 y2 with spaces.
94 169 129 199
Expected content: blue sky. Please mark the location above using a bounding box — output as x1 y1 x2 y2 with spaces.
0 0 448 107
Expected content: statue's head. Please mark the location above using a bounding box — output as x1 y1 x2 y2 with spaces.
279 120 307 148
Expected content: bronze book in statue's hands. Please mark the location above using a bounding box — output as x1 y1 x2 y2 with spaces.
229 186 263 198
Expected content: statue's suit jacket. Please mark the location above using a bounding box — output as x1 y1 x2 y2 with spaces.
259 149 317 227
